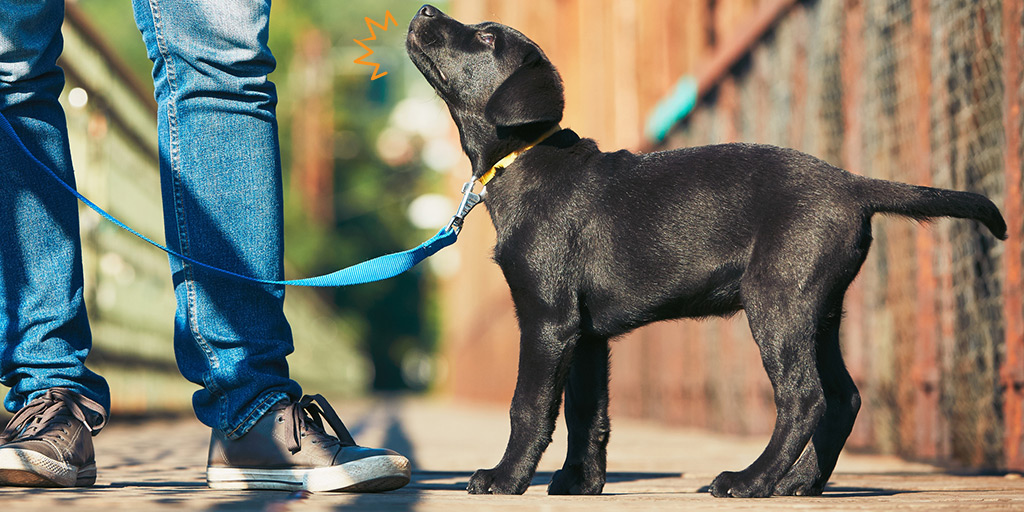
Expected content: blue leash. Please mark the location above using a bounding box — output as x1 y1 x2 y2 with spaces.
0 112 460 287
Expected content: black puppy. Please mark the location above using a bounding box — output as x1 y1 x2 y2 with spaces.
406 5 1007 498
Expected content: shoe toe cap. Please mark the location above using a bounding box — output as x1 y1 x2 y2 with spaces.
333 445 407 465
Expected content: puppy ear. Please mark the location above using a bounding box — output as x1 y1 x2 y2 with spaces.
484 56 564 128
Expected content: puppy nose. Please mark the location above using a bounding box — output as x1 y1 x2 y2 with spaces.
418 4 438 17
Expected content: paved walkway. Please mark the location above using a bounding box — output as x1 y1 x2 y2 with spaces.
2 397 1024 511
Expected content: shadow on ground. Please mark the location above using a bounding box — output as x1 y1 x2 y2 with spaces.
408 469 684 492
191 402 692 511
694 483 921 498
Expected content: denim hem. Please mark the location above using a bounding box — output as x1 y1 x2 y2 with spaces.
222 390 289 440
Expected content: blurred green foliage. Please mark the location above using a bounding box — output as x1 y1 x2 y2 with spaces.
75 0 451 391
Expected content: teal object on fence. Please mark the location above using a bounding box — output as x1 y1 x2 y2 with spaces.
644 75 699 143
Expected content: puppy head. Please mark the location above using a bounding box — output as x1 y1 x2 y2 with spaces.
406 5 564 172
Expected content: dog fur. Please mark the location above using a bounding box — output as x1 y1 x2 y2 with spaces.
406 4 1007 498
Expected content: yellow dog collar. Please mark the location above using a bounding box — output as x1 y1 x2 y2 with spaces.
477 125 562 186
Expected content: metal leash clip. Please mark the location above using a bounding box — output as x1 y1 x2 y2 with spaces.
445 181 486 235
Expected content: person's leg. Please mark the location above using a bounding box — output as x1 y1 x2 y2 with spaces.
131 0 300 437
0 0 110 417
0 0 109 488
131 0 410 491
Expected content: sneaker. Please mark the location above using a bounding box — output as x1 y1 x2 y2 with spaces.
0 388 107 487
206 394 411 492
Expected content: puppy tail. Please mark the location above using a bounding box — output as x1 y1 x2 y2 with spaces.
859 178 1007 240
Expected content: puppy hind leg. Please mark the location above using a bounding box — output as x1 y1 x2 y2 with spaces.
709 292 826 498
774 308 861 496
548 336 611 495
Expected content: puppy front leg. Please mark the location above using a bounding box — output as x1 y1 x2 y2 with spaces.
468 317 580 494
549 335 610 495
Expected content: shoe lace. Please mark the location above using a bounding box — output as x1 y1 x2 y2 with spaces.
283 394 357 454
0 388 107 444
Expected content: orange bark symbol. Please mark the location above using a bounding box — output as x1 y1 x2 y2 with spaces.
353 10 397 80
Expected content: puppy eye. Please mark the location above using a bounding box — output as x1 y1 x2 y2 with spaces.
478 32 495 46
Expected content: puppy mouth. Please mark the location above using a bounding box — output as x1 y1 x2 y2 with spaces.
427 54 448 83
407 34 448 84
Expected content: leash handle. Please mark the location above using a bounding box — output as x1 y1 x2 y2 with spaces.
0 111 458 288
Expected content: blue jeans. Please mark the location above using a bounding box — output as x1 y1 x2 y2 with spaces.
0 0 301 438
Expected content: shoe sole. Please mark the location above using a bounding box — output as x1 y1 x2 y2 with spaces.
0 448 96 487
206 454 411 492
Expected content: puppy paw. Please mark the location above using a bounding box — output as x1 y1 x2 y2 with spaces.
708 470 774 498
548 465 605 495
467 468 495 494
467 467 529 495
773 471 825 496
